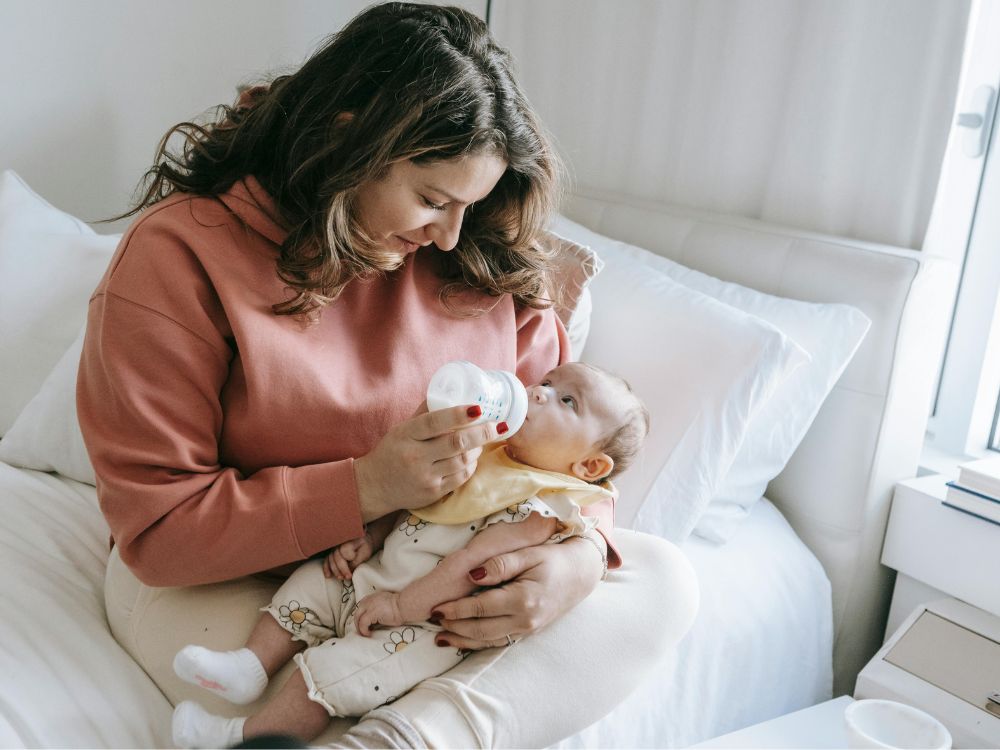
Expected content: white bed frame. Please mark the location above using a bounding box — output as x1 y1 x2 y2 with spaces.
563 190 958 696
1 6 969 735
0 182 959 747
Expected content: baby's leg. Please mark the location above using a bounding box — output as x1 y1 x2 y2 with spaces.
248 613 309 675
174 614 303 705
243 670 329 743
173 671 327 749
173 605 469 746
175 559 340 705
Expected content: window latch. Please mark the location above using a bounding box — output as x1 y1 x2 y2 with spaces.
956 85 996 158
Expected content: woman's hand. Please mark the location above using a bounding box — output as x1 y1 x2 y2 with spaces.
354 404 501 522
430 533 607 650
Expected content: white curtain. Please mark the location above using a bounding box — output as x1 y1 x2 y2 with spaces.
491 0 970 249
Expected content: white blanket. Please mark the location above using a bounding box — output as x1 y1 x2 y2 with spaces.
0 461 830 748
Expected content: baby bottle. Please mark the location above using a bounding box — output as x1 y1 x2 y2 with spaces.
426 360 528 438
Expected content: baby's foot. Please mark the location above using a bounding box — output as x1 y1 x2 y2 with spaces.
172 701 246 749
173 645 268 705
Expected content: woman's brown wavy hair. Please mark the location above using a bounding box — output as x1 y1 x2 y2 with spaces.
113 2 561 319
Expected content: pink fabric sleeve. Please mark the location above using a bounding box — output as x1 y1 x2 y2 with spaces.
514 305 622 568
77 293 364 587
580 494 622 570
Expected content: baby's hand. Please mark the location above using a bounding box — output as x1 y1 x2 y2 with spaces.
354 591 404 636
323 534 376 580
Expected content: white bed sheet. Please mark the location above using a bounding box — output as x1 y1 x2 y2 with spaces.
0 462 173 748
557 498 833 748
0 461 831 749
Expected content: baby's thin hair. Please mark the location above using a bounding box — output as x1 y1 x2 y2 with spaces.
579 363 650 482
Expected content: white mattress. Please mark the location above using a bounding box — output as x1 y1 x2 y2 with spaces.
557 498 833 748
0 461 831 748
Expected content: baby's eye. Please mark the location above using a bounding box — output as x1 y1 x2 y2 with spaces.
561 395 577 410
421 196 447 211
540 380 551 387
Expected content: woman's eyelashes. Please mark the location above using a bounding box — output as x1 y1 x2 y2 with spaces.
421 195 447 211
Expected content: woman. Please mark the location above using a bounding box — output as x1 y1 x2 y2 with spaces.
78 3 698 747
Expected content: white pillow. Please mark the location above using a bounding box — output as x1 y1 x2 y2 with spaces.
565 286 594 361
541 230 604 361
552 214 870 542
581 244 808 543
0 325 95 485
0 170 120 436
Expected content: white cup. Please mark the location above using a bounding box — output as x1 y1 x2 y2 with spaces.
844 699 952 749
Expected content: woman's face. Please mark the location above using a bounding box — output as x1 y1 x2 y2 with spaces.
353 153 507 260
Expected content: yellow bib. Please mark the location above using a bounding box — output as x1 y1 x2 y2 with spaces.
410 444 615 525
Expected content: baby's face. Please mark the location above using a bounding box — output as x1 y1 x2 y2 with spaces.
505 363 622 479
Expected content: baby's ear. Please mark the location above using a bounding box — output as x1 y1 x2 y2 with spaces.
572 453 614 482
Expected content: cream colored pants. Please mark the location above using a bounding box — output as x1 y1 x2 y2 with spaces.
105 530 698 748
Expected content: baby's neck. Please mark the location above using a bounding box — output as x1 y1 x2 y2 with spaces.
502 444 577 480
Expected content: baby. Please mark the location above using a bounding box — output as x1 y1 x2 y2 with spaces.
171 362 649 748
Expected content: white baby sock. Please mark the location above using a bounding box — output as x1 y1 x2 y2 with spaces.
172 701 246 749
173 645 268 705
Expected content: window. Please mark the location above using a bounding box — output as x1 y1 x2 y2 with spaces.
991 396 1000 451
923 0 1000 470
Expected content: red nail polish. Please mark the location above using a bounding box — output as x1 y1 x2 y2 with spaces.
497 422 509 435
436 638 450 647
467 405 482 418
431 610 444 620
470 567 486 581
428 614 442 625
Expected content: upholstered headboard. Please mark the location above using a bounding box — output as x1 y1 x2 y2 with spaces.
562 189 958 696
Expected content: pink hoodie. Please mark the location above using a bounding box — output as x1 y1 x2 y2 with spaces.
77 176 618 586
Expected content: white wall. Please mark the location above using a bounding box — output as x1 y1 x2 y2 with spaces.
0 0 485 232
490 0 970 249
2 0 966 249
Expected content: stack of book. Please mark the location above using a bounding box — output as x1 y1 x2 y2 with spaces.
944 455 1000 526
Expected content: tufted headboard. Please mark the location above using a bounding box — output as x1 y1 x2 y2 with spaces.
562 189 959 696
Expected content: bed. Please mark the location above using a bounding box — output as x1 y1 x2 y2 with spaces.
0 171 956 747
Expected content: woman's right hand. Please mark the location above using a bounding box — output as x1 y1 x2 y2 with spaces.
353 404 501 521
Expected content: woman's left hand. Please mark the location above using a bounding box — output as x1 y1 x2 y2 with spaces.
431 535 606 650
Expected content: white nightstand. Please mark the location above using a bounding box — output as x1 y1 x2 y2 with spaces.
691 696 854 748
866 475 1000 748
881 474 1000 635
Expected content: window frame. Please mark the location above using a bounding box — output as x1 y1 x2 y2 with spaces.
922 0 1000 469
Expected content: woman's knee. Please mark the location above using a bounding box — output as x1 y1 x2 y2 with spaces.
612 530 700 647
357 536 700 749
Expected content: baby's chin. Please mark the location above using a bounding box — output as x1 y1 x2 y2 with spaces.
503 428 530 454
502 435 529 464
